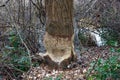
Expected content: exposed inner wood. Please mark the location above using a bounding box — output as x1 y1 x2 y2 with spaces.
41 0 75 67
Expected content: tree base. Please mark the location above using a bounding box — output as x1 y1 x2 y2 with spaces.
38 32 76 68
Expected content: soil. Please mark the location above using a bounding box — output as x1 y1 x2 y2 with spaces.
22 46 114 80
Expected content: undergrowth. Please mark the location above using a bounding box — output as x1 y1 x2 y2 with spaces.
0 30 40 79
87 40 120 80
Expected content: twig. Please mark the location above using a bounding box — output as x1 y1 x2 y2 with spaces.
30 0 40 10
0 0 10 7
4 5 32 68
86 53 101 78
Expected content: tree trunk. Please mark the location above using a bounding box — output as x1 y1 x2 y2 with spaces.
40 0 76 68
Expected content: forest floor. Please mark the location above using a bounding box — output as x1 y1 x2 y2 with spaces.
0 28 118 78
22 46 114 80
0 27 118 80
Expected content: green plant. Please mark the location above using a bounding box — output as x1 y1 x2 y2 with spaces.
44 74 63 80
3 31 30 71
78 29 88 44
87 56 120 80
100 28 119 47
87 54 120 80
0 30 40 79
78 29 96 46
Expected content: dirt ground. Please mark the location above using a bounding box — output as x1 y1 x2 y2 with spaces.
0 27 117 80
22 46 113 80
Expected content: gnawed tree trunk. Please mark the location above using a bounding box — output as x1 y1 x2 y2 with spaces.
39 0 76 68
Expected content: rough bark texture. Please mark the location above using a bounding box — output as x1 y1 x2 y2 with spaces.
45 0 73 37
40 0 76 68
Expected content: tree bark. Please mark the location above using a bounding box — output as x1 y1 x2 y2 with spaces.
41 0 76 68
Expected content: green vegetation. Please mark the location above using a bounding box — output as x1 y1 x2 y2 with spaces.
87 41 120 80
101 28 119 47
44 74 63 80
0 30 39 78
87 55 120 80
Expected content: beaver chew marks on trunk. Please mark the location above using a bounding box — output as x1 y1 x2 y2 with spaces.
39 0 76 68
